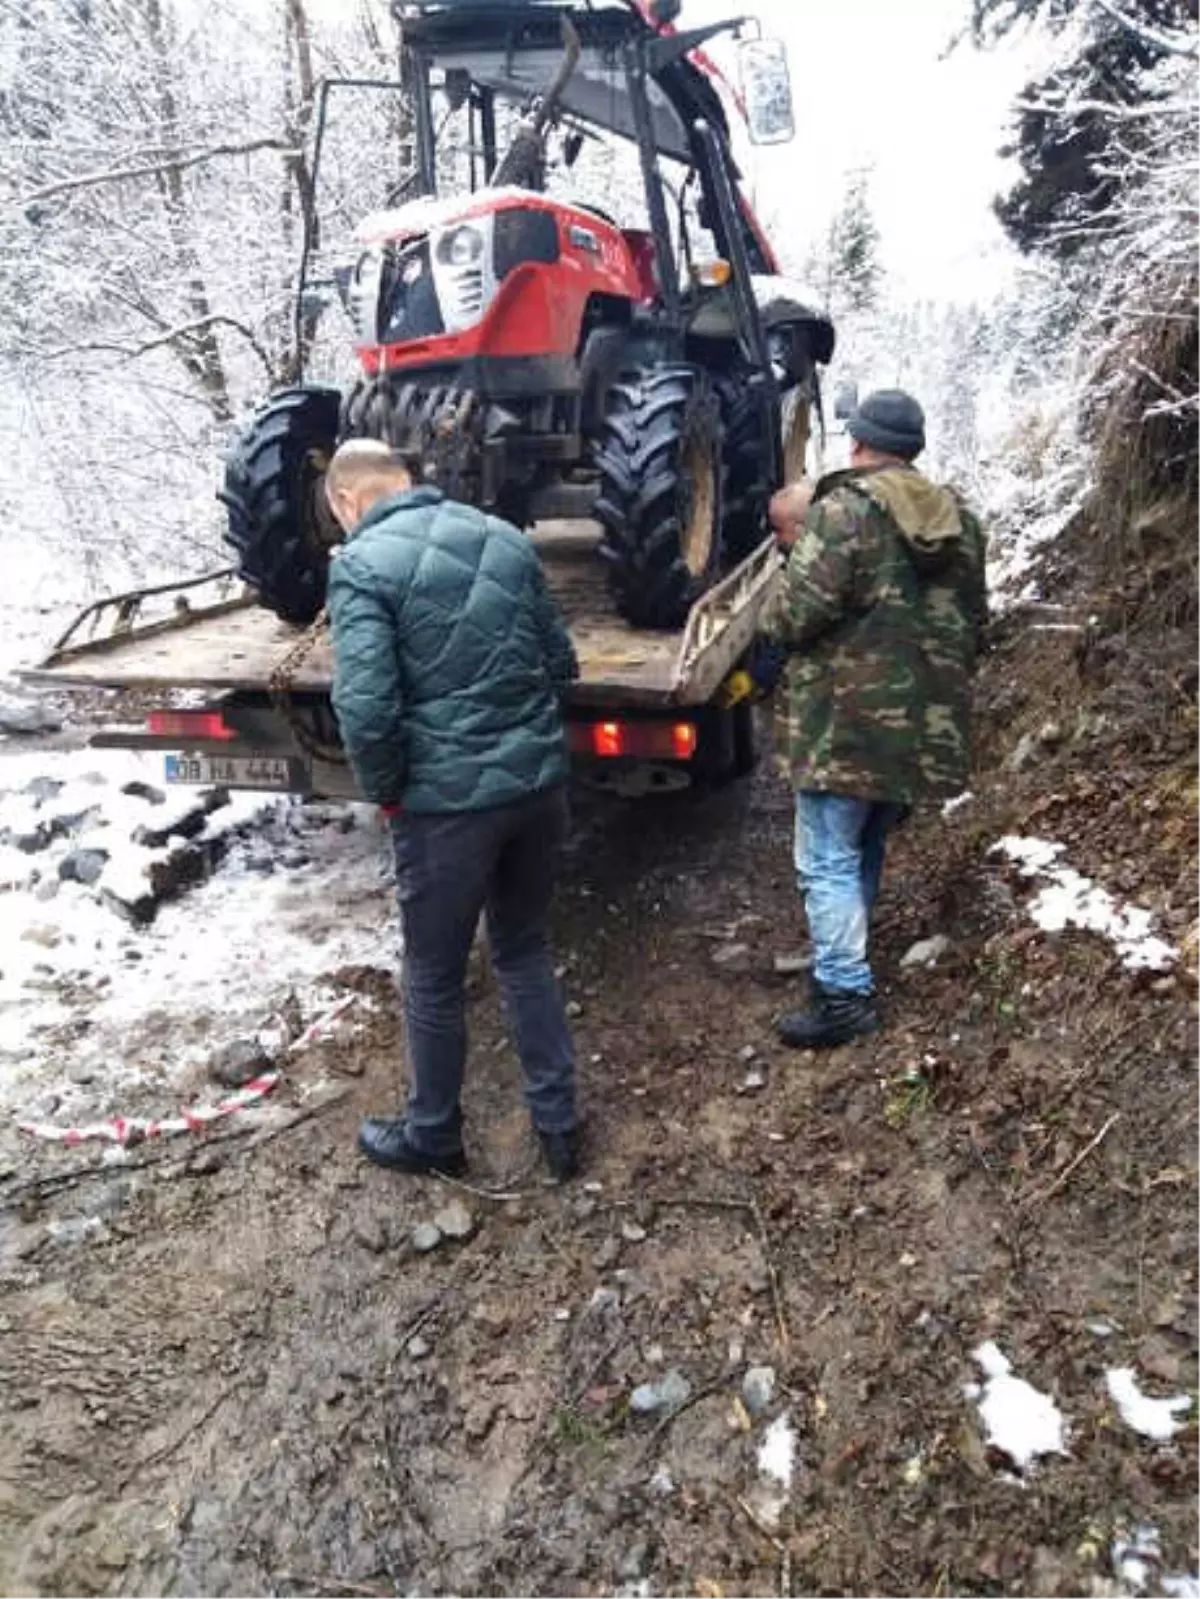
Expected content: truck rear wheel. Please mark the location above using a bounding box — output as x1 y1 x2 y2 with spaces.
594 366 725 630
220 387 342 626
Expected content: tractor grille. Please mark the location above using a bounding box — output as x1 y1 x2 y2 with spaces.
443 266 485 323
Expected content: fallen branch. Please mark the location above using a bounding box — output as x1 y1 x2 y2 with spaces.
750 1198 791 1354
1022 1112 1122 1210
649 1377 727 1443
1 1085 351 1208
270 1579 387 1592
568 1330 626 1408
245 1085 353 1148
431 1161 541 1203
734 1493 784 1552
115 1384 237 1492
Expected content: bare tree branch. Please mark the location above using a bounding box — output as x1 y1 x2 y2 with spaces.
42 314 274 377
1089 0 1200 59
10 138 301 211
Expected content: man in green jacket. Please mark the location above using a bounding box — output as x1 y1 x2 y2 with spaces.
758 390 987 1048
324 438 582 1181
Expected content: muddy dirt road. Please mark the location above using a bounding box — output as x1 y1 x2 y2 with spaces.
1 698 1196 1596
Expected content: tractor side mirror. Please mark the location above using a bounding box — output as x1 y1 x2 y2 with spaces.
737 36 795 147
833 380 859 422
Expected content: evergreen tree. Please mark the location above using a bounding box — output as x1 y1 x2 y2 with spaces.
825 169 883 315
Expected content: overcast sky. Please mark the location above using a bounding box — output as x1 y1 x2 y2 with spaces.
683 0 1048 303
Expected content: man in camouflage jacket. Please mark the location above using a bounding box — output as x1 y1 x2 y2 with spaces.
757 389 988 1048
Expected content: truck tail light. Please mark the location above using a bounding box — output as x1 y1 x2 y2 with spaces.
594 720 624 758
670 722 698 760
569 719 697 761
147 710 236 742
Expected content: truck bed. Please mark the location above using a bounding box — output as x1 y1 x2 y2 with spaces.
27 524 780 709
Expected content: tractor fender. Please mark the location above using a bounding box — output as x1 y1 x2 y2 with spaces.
750 275 836 366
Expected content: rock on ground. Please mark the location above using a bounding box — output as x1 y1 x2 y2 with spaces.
208 1038 273 1090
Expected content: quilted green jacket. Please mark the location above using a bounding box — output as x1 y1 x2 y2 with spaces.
327 486 577 812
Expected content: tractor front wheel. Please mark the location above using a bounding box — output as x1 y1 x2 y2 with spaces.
594 366 726 630
220 387 342 626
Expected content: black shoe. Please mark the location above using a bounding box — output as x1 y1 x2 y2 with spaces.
777 984 881 1049
357 1117 467 1177
538 1126 582 1183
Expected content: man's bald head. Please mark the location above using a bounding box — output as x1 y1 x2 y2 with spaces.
325 439 415 533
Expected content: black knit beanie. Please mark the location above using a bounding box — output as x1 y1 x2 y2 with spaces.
847 389 925 460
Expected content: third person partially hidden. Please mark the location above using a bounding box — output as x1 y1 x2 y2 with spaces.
757 388 988 1049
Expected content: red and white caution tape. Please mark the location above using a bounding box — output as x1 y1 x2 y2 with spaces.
17 1071 281 1148
16 990 362 1148
287 992 358 1051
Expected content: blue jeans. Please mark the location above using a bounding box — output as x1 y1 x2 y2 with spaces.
389 787 576 1155
794 793 908 995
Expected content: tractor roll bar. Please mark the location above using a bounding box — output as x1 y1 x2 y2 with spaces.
297 75 410 383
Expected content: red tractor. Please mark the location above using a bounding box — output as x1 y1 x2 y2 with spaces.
222 0 834 630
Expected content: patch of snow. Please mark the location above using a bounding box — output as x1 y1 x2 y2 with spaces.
1105 1368 1192 1442
355 185 540 244
993 836 1177 972
0 748 396 1119
1120 1528 1164 1592
996 834 1063 872
757 1413 795 1488
941 790 974 817
1110 1525 1197 1598
970 1340 1067 1471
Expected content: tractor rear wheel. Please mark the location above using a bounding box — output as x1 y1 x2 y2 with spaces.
220 387 342 626
594 366 725 630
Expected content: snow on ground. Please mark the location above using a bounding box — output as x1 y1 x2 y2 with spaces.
1104 1369 1193 1443
1112 1525 1200 1598
967 1340 1067 1472
757 1414 796 1488
993 836 1178 971
0 746 396 1129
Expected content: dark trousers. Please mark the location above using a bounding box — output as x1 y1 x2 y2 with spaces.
389 785 576 1155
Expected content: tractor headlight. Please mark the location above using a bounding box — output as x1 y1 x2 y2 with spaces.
436 224 485 268
430 215 497 333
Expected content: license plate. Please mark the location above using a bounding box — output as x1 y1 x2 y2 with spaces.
165 753 299 790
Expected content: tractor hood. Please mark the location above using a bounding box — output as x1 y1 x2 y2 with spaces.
345 188 581 347
355 186 540 247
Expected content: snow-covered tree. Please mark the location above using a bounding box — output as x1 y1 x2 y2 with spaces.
0 0 406 590
972 0 1198 608
828 169 883 315
970 0 1197 256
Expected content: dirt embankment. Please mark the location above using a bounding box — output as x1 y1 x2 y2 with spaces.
0 551 1195 1598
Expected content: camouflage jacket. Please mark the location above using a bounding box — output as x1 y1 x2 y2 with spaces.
758 465 988 802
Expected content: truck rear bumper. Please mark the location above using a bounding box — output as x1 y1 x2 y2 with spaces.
91 698 753 802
